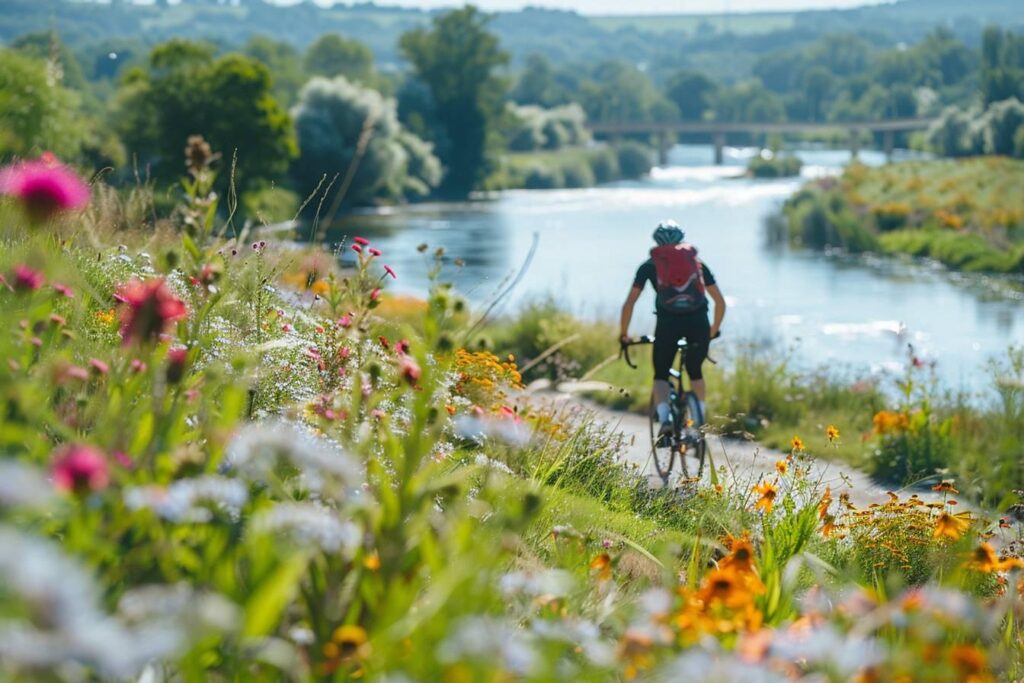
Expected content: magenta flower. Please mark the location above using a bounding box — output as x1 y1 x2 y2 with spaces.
369 247 382 257
51 444 109 494
353 236 370 246
12 264 44 291
53 282 74 298
0 154 90 223
383 264 396 279
399 355 422 385
370 288 381 301
351 244 362 254
337 314 352 328
88 358 109 376
115 278 187 345
165 346 188 384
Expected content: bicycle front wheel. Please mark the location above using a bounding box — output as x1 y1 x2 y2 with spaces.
681 392 707 479
648 396 675 484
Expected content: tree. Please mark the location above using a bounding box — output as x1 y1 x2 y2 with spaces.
113 40 296 189
579 61 678 125
984 98 1024 155
244 35 307 106
513 53 570 107
291 76 440 206
304 34 374 86
708 80 785 123
800 66 835 122
0 49 86 158
400 6 509 197
665 71 717 121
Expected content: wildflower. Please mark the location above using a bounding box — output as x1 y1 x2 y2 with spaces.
353 236 369 246
969 543 1001 573
363 552 381 571
949 644 989 680
125 475 247 523
932 480 959 494
115 278 187 345
350 244 362 254
0 154 90 222
590 553 613 581
378 335 390 350
165 346 188 384
383 264 396 279
49 313 66 326
826 424 840 442
251 503 360 555
368 247 382 257
822 515 835 538
51 444 109 494
12 264 44 291
113 451 134 469
370 287 381 301
337 314 352 328
934 511 970 541
0 461 55 509
752 480 779 514
396 338 411 355
53 282 74 297
130 359 147 373
88 358 109 376
790 435 805 452
719 533 756 574
819 485 832 519
775 459 789 476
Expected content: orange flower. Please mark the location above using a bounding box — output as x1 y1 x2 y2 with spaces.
969 543 1001 573
590 553 613 581
752 480 779 514
932 480 959 494
818 485 832 520
790 435 805 452
720 533 756 574
775 459 789 476
825 424 840 442
949 644 990 680
363 552 381 572
933 512 970 541
821 515 835 538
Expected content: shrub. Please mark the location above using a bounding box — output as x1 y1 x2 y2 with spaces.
241 186 300 224
523 164 564 190
615 142 653 179
588 148 620 183
983 98 1024 156
561 159 596 188
873 201 913 231
747 154 802 178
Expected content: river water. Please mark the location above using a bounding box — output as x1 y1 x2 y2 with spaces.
326 145 1024 392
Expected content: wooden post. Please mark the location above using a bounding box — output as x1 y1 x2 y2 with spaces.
883 129 895 162
849 128 861 160
713 131 725 165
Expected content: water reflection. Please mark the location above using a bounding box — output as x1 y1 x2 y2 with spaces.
317 145 1023 391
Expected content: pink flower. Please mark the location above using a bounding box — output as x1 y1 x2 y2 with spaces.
51 444 109 494
113 451 134 470
49 313 66 327
130 359 147 374
353 236 370 246
383 264 396 279
337 314 352 328
115 278 187 345
396 339 411 355
88 358 109 375
369 247 382 257
53 282 74 298
370 288 381 301
0 155 90 222
339 346 351 360
281 323 293 333
56 364 89 383
12 264 44 291
166 347 188 384
351 244 363 254
399 355 422 385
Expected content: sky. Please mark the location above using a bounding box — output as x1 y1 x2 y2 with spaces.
362 0 890 15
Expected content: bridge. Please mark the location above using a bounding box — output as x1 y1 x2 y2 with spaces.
587 117 939 164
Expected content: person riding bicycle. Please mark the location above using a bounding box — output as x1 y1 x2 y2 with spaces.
619 220 726 441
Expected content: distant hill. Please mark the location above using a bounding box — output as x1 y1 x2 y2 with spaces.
1 0 1021 82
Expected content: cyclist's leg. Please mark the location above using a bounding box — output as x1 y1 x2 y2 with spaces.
681 313 711 415
652 316 684 426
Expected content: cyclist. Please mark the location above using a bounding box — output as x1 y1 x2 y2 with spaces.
618 220 726 441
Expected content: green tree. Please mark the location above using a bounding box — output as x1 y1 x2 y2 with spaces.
800 66 835 122
291 76 440 206
244 35 307 106
0 48 86 158
708 80 786 123
113 40 296 189
580 61 678 124
400 6 509 197
665 70 717 121
10 31 89 94
304 34 374 85
513 53 571 107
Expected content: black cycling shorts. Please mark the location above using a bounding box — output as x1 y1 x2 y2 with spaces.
653 312 710 381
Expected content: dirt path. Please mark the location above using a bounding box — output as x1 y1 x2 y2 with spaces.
529 385 971 512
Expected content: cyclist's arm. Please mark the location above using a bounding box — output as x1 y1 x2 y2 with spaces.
619 285 642 343
707 283 726 339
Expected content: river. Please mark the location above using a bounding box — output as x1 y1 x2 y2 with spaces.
325 145 1024 392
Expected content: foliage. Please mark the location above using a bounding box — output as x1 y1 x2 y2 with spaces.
113 40 296 190
240 185 300 224
505 103 588 152
0 49 86 158
400 6 510 197
747 153 803 178
303 33 375 86
291 76 441 207
615 142 654 179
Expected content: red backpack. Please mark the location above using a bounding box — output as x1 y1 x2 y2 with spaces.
650 243 706 314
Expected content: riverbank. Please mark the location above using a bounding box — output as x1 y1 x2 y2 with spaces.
777 157 1024 273
486 143 655 190
480 301 1024 508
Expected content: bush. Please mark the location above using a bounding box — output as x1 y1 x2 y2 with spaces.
873 201 913 231
241 186 300 224
588 148 620 183
747 154 802 178
615 142 653 179
983 98 1024 156
561 159 596 188
523 164 564 190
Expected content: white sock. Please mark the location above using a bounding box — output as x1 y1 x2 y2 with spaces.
656 402 671 424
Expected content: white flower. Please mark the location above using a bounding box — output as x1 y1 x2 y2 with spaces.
124 476 248 523
455 415 530 446
473 454 514 475
499 569 574 599
659 648 788 682
438 617 537 675
251 502 361 555
0 461 54 509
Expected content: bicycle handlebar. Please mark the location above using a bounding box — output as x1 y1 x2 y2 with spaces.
619 331 721 369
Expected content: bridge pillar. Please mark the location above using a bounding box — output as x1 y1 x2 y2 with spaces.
713 132 725 165
883 129 895 161
849 128 861 160
657 132 671 166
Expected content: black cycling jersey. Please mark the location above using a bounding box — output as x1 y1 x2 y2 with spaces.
632 259 716 315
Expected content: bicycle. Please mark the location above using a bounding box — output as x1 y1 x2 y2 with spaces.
620 335 716 484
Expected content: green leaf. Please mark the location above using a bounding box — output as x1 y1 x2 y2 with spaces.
243 552 310 638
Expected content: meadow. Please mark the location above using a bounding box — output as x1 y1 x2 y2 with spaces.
2 151 1024 681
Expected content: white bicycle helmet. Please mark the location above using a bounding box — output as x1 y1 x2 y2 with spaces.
653 220 684 245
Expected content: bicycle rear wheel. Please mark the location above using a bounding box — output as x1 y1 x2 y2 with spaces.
681 392 707 479
648 396 676 484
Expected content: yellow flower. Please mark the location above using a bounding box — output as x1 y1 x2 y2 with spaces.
590 553 613 581
775 459 789 476
826 424 840 442
969 543 1001 573
752 480 779 514
790 435 805 452
362 552 381 572
933 512 970 541
94 308 116 325
932 480 959 494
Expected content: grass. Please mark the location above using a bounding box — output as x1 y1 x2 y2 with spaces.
780 157 1024 273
